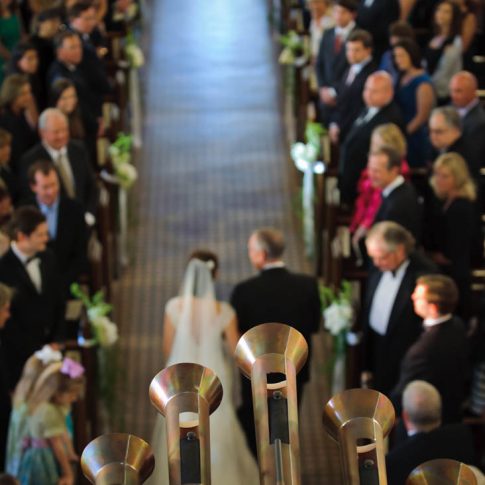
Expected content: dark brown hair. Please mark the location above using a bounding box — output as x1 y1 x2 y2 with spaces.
416 274 459 314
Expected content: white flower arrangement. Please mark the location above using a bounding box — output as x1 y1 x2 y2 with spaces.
278 30 308 66
88 311 119 347
109 133 138 189
125 43 145 68
323 301 353 336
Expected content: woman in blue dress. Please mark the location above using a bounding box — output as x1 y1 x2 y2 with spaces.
393 38 435 168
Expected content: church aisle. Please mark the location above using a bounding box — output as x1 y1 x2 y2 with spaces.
113 0 340 482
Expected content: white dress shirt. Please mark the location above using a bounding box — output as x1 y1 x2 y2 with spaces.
423 314 452 328
382 175 405 198
11 242 42 293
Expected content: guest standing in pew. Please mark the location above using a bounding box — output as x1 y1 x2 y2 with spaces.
338 71 404 205
0 206 65 393
370 145 422 242
0 128 19 203
231 228 321 457
425 152 475 320
315 0 358 126
386 380 476 485
360 221 437 395
389 275 468 424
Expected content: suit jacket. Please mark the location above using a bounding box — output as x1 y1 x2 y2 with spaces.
361 251 437 394
386 423 476 485
231 267 321 383
373 181 422 241
339 101 404 204
332 60 377 143
390 316 468 423
315 26 352 88
22 196 88 290
0 248 65 390
19 141 99 216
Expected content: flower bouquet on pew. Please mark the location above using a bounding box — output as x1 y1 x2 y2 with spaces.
109 132 138 189
320 280 354 394
278 30 309 66
125 30 145 69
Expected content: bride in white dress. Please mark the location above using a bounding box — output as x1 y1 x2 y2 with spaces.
147 250 259 485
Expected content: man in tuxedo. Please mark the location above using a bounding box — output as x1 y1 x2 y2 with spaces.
370 146 422 241
231 228 321 455
390 275 468 423
361 221 436 395
328 29 376 144
386 380 476 485
316 0 358 125
338 71 404 204
19 108 98 223
27 160 88 293
0 206 65 391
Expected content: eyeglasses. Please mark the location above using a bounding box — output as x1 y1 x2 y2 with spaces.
429 127 448 135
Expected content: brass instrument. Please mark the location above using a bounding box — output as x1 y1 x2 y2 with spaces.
406 458 477 485
323 388 395 485
235 322 308 484
81 433 155 484
149 362 223 485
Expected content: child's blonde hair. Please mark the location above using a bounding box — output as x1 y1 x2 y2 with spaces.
27 361 85 414
12 355 46 407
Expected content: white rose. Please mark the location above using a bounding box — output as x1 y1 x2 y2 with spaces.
323 302 352 336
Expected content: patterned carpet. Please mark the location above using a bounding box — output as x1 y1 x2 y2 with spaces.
112 0 341 482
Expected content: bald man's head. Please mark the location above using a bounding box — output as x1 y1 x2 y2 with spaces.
363 71 394 109
450 71 478 108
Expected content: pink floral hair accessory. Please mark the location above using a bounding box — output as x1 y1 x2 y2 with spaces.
60 358 85 379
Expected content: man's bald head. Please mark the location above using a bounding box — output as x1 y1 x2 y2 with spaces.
363 71 394 109
450 70 478 108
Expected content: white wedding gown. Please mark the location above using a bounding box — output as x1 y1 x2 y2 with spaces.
147 296 259 485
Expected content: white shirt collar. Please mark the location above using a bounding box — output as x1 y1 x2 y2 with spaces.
262 261 285 270
456 98 479 118
382 175 405 197
11 241 31 265
335 20 355 39
351 56 372 76
424 314 452 328
42 142 67 161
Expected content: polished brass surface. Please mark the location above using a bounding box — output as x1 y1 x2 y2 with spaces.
406 459 477 485
235 322 308 485
81 433 155 484
149 363 223 485
323 389 395 485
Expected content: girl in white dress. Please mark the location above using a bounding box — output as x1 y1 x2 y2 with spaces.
147 250 259 485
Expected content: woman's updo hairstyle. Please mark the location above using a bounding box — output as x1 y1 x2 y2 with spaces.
189 249 219 278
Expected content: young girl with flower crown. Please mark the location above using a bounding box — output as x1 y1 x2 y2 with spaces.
5 346 62 476
17 358 85 485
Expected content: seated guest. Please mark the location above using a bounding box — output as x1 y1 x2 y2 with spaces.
369 146 422 241
350 123 409 251
0 128 18 201
328 29 376 145
48 79 85 140
386 380 476 485
308 0 334 61
393 39 435 167
0 75 39 172
361 221 437 395
338 71 404 204
428 106 480 181
27 161 88 293
0 206 65 392
424 0 462 105
316 0 357 125
6 42 44 112
379 20 415 85
19 108 98 224
426 152 476 319
390 275 468 423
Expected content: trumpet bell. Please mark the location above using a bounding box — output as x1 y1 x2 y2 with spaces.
406 459 477 485
81 433 155 484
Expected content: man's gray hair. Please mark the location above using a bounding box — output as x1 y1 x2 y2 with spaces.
251 228 285 260
402 380 442 431
366 221 415 255
38 108 68 131
431 106 462 131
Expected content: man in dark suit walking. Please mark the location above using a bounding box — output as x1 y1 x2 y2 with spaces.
361 221 436 395
390 275 468 423
26 160 88 293
315 0 358 125
0 206 65 391
369 146 422 241
19 108 98 222
338 71 404 204
231 228 321 455
386 380 476 485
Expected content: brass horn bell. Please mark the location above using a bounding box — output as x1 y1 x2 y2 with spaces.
323 388 395 485
235 322 308 485
81 433 155 484
149 362 223 485
406 458 477 485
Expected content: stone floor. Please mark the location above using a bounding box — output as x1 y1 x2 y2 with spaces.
113 0 341 482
